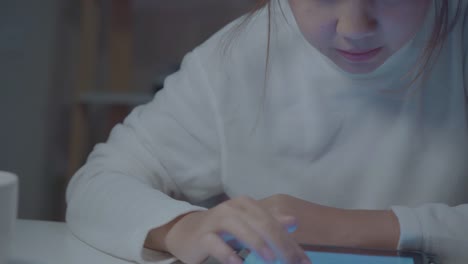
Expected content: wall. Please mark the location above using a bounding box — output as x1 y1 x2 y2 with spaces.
0 0 76 220
132 0 255 92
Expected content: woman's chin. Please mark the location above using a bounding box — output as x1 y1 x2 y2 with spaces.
334 57 386 75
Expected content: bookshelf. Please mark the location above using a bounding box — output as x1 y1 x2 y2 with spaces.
68 0 134 181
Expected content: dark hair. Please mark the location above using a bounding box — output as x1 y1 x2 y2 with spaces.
411 0 462 84
239 0 462 85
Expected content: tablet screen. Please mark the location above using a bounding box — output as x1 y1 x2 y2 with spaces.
244 251 416 264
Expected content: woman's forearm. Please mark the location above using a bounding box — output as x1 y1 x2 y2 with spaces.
339 209 400 249
292 203 400 250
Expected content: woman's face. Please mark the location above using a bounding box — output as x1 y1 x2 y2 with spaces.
288 0 431 74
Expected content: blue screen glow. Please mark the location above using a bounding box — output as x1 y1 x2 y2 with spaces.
244 251 415 264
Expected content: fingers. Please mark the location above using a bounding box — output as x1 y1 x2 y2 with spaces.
202 233 243 264
241 201 307 263
219 218 277 262
258 221 308 264
276 215 298 233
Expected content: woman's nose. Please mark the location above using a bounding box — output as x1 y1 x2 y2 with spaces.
336 5 377 41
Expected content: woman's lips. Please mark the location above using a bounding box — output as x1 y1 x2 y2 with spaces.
336 47 383 62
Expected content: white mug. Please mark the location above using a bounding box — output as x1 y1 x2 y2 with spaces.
0 171 18 264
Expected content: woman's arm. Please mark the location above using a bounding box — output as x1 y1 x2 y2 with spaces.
260 194 468 262
260 194 399 250
66 51 222 263
297 206 400 250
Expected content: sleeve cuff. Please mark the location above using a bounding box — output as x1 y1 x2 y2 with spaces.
391 206 424 251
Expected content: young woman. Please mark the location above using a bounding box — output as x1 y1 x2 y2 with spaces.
66 0 468 263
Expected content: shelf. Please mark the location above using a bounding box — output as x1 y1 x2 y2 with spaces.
79 91 153 106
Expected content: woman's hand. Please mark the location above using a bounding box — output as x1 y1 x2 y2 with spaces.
147 196 312 264
259 194 311 221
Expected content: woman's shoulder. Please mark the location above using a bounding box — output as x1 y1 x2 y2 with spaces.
192 7 271 66
188 2 305 81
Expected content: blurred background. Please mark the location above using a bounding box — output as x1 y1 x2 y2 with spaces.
0 0 256 221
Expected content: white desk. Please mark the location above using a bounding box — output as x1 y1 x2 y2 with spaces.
10 220 467 264
9 220 177 264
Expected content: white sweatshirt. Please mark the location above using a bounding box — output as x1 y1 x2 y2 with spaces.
66 0 468 263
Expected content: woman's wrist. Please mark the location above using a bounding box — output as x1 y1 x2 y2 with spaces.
144 212 197 252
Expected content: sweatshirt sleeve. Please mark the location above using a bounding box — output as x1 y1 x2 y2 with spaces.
66 50 224 263
391 204 468 262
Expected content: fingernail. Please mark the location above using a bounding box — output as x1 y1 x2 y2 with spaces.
220 232 235 242
261 247 276 261
228 256 242 264
287 225 297 233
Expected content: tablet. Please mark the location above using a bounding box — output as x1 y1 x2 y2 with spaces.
241 245 437 264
